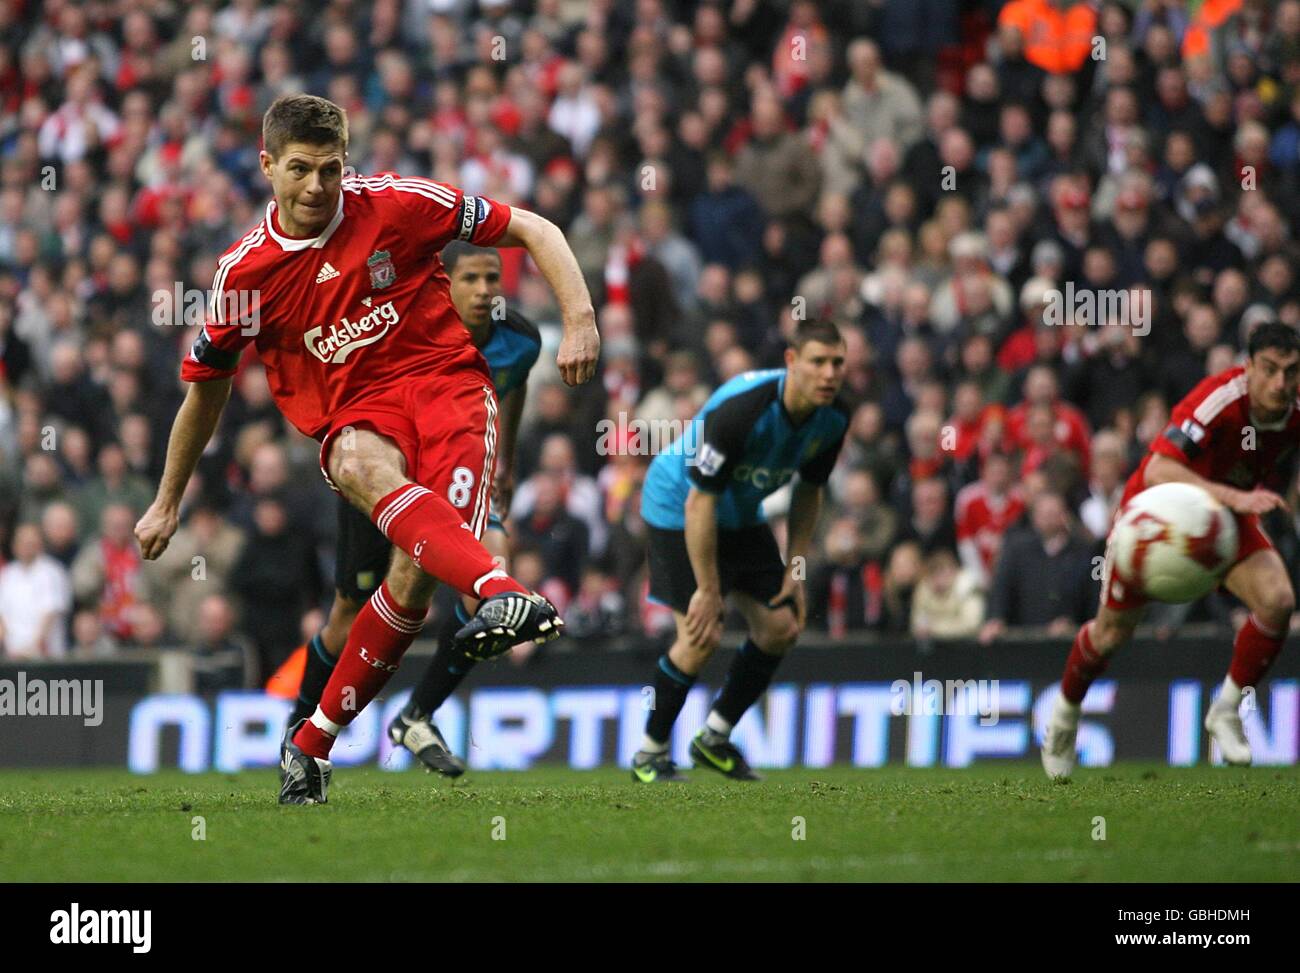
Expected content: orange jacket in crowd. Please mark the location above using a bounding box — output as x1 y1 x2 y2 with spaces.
999 0 1099 75
1182 0 1245 61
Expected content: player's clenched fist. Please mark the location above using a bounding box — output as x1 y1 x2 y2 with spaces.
135 502 179 560
556 321 600 386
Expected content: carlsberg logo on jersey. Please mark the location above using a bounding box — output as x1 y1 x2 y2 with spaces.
304 299 399 364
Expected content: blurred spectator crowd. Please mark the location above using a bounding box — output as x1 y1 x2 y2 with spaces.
4 0 1300 684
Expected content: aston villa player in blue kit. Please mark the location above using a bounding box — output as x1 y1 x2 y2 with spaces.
634 320 849 782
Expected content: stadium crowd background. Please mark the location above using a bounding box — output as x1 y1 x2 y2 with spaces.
3 0 1300 686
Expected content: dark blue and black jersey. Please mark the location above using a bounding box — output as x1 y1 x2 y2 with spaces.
479 309 541 399
641 368 849 531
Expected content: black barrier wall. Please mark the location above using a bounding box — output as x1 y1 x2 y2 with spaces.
1 635 1297 770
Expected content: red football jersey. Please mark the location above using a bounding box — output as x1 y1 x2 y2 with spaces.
955 481 1026 574
182 173 512 439
1122 365 1300 506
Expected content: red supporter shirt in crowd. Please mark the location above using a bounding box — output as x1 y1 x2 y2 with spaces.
1121 365 1300 507
946 403 1006 462
955 481 1026 575
99 537 143 640
181 173 512 440
1003 398 1092 476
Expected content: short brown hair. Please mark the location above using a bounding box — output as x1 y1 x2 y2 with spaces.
789 319 845 351
262 94 348 158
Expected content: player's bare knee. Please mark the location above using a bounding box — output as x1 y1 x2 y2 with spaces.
1091 627 1124 655
329 436 406 508
756 613 799 652
673 635 716 671
1254 584 1295 629
329 451 368 501
1091 615 1132 655
332 455 381 504
755 634 795 655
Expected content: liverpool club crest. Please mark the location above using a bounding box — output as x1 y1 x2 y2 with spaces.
367 249 396 289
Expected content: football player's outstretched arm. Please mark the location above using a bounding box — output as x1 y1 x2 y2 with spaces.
495 207 598 386
1145 453 1287 516
135 377 233 560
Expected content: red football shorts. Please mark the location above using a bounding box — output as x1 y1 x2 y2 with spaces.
1099 510 1274 612
318 370 499 539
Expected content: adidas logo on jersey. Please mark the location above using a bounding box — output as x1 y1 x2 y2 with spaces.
315 262 340 284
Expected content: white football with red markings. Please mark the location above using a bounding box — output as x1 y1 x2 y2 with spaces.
1110 482 1239 603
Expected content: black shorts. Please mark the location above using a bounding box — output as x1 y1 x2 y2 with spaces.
335 496 393 602
333 496 508 602
645 524 786 615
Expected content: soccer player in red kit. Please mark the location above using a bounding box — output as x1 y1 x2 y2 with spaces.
133 95 600 804
1041 323 1300 778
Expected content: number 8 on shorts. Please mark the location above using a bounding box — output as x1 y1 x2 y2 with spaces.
448 466 475 508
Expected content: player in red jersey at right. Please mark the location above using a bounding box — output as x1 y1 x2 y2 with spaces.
1040 323 1300 778
133 95 600 804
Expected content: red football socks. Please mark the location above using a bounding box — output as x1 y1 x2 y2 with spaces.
1061 621 1109 704
1228 613 1285 688
369 483 525 598
292 484 531 760
292 581 426 759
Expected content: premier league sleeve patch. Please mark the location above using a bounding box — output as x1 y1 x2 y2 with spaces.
695 442 725 477
1163 418 1206 458
1180 419 1206 443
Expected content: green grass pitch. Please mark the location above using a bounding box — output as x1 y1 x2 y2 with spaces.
1 765 1296 882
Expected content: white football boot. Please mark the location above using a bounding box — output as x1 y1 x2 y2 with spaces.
1205 697 1252 766
1040 692 1081 780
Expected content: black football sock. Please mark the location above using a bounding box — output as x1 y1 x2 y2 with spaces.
643 654 697 749
710 639 784 731
406 603 478 719
289 632 336 726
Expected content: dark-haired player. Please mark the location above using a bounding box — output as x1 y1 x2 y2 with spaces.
287 242 542 775
1042 323 1300 778
632 321 849 782
134 94 599 803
